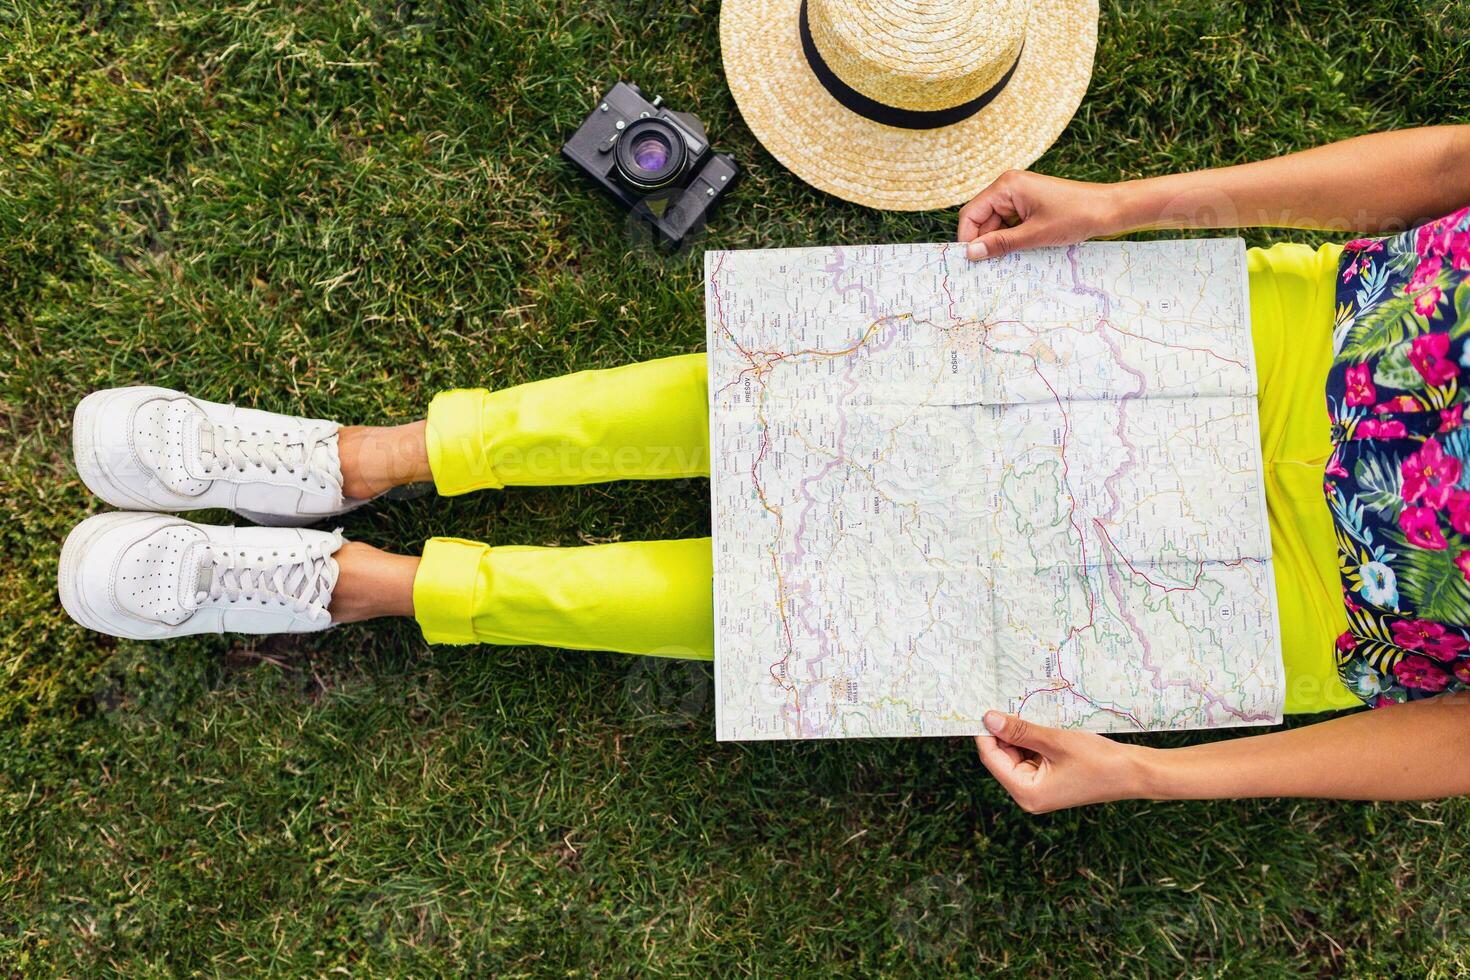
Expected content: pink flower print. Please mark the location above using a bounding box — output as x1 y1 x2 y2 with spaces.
1393 618 1435 650
1415 208 1468 257
1325 448 1349 478
1353 418 1408 440
1411 255 1444 291
1400 504 1448 549
1344 238 1384 254
1336 631 1358 654
1455 659 1470 685
1449 492 1470 535
1458 550 1470 584
1409 333 1460 387
1375 395 1422 414
1407 254 1445 316
1415 332 1451 358
1418 224 1448 258
1391 619 1469 661
1401 438 1463 509
1434 214 1470 271
1394 655 1451 692
1344 363 1376 406
1451 230 1470 272
1343 585 1361 612
1415 286 1444 317
1411 628 1470 667
1431 631 1470 661
1441 405 1465 433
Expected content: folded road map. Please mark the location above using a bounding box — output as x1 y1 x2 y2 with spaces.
707 239 1285 740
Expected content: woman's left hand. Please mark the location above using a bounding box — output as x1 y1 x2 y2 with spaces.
974 711 1154 813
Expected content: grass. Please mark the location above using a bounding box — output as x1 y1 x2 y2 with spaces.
1 0 1469 974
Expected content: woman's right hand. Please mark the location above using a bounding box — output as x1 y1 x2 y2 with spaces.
957 170 1128 261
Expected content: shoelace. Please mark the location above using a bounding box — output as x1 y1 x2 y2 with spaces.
199 421 340 492
196 532 343 623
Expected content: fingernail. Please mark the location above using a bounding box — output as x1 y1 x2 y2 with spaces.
966 240 988 261
984 711 1004 733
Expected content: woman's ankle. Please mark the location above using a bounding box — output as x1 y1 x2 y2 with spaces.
329 541 420 623
338 421 431 499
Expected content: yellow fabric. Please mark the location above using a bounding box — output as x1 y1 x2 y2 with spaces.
1249 242 1359 713
412 254 1362 711
424 354 708 494
414 536 713 657
415 351 715 657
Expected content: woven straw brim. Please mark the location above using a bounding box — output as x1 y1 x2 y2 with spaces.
720 0 1099 211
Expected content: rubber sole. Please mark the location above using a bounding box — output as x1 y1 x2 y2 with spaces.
57 511 168 641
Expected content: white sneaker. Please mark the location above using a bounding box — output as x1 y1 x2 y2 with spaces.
58 512 344 640
73 386 368 527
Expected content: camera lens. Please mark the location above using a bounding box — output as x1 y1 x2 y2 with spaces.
614 118 688 191
631 135 670 173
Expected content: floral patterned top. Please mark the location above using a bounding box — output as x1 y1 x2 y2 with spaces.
1327 206 1470 705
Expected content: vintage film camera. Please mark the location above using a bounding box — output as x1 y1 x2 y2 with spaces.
562 82 738 248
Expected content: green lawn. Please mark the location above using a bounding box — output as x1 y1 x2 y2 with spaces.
2 0 1469 974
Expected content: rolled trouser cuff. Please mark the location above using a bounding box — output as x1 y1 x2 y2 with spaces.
411 536 714 657
413 537 491 644
425 389 502 495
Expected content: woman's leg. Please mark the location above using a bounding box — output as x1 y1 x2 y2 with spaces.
332 536 714 658
425 353 708 492
61 355 714 655
334 353 714 658
329 542 419 621
339 353 709 499
337 422 431 500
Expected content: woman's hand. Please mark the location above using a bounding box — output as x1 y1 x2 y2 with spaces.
957 171 1125 261
974 711 1153 812
979 697 1470 808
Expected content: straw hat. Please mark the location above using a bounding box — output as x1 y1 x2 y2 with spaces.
720 0 1099 211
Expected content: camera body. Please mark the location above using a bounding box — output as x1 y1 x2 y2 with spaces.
562 82 738 248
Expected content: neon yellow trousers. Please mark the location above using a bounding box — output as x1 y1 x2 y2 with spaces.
410 246 1356 712
414 355 716 659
